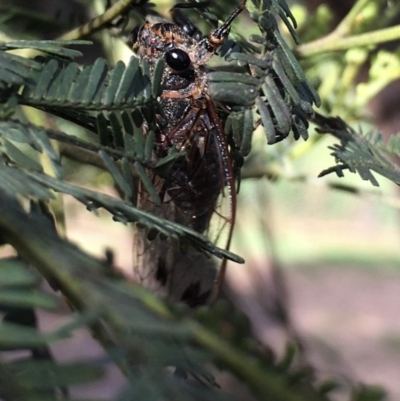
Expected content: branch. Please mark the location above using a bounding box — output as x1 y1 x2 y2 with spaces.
192 324 315 401
58 0 136 40
333 0 386 37
296 24 400 57
295 0 398 57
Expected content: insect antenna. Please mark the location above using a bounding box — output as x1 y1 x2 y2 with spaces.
209 0 247 44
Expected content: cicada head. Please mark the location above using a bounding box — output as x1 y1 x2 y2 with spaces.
131 1 247 72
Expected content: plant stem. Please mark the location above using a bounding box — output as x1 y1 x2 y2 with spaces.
296 0 397 58
296 24 400 58
333 0 380 37
192 323 315 401
58 0 136 40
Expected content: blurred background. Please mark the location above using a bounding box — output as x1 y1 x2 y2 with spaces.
2 0 400 399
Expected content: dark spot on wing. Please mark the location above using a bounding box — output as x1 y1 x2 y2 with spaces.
156 258 168 286
181 281 211 307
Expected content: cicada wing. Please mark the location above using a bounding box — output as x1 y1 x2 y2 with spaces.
167 106 236 301
132 175 176 297
203 100 237 297
133 102 236 305
132 173 218 305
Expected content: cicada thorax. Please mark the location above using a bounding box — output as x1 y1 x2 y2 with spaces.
157 93 224 232
132 2 245 305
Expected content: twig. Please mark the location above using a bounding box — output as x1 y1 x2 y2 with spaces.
333 0 383 37
240 164 400 209
192 323 313 401
296 24 400 57
295 0 399 57
58 0 136 40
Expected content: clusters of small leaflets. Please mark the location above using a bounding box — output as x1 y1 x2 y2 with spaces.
208 0 321 157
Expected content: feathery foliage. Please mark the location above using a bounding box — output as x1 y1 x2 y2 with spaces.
316 113 400 187
0 0 398 400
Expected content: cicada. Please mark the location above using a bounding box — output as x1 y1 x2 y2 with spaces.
131 1 247 306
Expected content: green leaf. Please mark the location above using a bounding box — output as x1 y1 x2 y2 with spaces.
32 59 59 101
114 56 140 104
0 322 61 348
256 97 275 144
209 80 257 107
131 109 145 160
0 51 41 86
262 77 291 133
229 110 254 157
108 111 124 148
135 161 161 206
0 290 59 310
1 139 42 172
99 150 132 199
0 164 53 200
96 112 112 146
82 57 108 104
152 57 165 98
103 60 126 107
67 65 91 103
352 385 387 401
56 62 80 103
0 259 40 287
315 114 400 187
144 130 155 162
3 40 91 58
9 360 104 388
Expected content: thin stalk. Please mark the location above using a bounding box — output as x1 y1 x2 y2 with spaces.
191 323 315 401
296 24 400 58
333 0 385 37
58 0 136 40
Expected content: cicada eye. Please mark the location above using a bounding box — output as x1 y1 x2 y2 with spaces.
165 49 191 72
